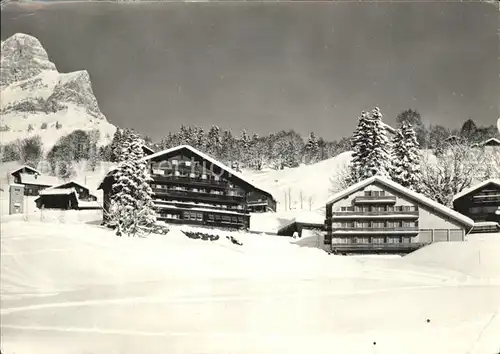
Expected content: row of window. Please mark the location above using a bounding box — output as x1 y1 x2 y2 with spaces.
332 236 413 244
207 213 244 224
339 205 417 212
159 211 245 225
161 213 181 220
183 211 204 221
151 184 244 197
363 191 388 197
337 221 417 228
152 169 223 181
469 206 499 214
152 159 194 167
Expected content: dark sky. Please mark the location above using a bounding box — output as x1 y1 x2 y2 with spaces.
1 2 498 141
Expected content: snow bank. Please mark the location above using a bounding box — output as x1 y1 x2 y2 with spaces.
2 218 500 354
402 238 500 279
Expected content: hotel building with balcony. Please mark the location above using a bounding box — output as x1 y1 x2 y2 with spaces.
98 145 276 229
324 176 474 254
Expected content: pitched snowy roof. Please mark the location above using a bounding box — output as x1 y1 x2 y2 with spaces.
38 188 77 196
19 173 60 186
452 179 500 202
97 165 119 190
142 145 276 201
480 137 500 146
325 176 475 228
142 145 155 155
46 180 90 192
10 165 40 176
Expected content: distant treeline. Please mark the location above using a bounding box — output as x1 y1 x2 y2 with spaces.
1 109 498 175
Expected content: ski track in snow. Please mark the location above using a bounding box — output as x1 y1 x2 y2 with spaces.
0 284 448 316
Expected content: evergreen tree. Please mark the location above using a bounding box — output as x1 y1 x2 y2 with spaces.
115 129 134 163
249 132 264 170
349 108 392 184
88 130 100 171
349 111 373 183
109 131 156 236
317 137 326 161
391 123 422 190
396 109 426 147
219 129 234 163
110 128 124 162
365 107 392 178
238 129 251 166
239 129 250 150
161 132 176 149
460 119 478 143
179 125 192 145
207 125 222 157
305 132 320 163
194 126 206 151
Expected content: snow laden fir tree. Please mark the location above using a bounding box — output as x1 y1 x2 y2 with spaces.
348 107 392 184
391 122 422 191
108 130 156 237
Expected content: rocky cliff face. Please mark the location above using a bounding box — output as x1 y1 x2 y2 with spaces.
0 33 57 87
0 33 116 149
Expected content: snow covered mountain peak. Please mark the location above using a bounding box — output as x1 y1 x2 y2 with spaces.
0 33 116 150
1 33 57 87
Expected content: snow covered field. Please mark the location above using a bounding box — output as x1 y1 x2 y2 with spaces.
1 216 500 354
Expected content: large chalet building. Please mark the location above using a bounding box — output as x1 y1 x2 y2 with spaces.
452 179 500 233
98 145 277 229
324 176 474 254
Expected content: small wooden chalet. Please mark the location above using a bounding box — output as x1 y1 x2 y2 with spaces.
453 179 500 233
46 180 97 201
35 188 79 210
13 170 60 196
10 165 40 184
98 145 276 229
324 176 475 254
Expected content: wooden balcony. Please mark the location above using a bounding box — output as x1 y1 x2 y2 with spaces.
329 242 429 254
151 175 229 188
353 195 397 204
332 226 419 234
153 199 248 214
152 188 245 204
332 209 419 217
